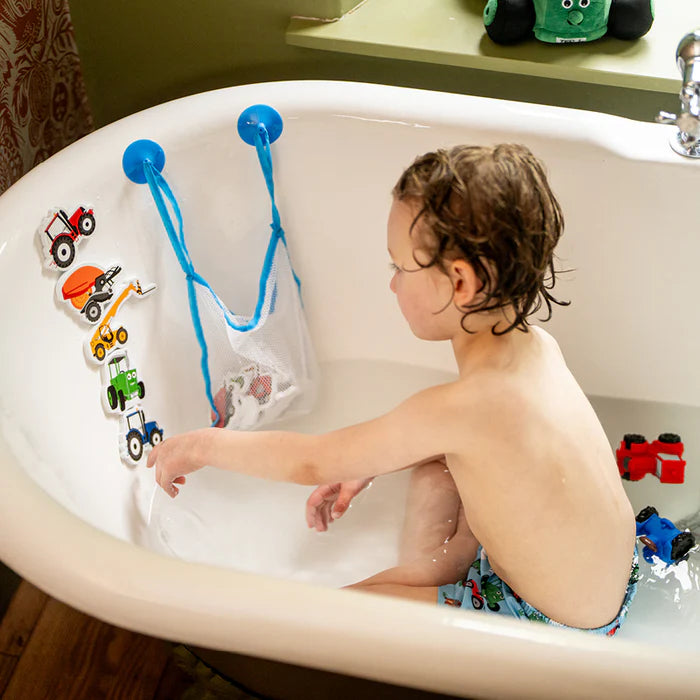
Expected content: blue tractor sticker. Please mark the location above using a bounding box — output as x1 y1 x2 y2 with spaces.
124 409 164 463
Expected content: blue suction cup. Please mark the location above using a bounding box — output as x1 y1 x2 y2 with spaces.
122 139 166 184
237 105 283 146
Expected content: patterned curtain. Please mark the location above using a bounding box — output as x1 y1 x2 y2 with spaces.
0 0 93 195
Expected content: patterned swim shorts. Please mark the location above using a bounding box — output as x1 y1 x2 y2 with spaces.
437 545 639 636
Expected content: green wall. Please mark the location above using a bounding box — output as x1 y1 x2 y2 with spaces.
69 0 676 129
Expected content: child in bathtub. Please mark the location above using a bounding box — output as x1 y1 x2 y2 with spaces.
148 144 638 635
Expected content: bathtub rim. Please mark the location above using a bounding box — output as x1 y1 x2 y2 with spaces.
1 79 687 187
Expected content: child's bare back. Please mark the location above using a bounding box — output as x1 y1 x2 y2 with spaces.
444 325 635 628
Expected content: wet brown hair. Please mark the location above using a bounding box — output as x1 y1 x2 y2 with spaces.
392 144 569 335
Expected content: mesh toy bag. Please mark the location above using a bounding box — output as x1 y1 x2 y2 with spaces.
123 107 317 430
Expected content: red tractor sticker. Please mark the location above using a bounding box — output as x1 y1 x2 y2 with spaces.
37 206 96 270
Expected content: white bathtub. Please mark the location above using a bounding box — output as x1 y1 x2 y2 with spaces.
1 81 699 699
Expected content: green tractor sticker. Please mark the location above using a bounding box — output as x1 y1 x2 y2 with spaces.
103 351 145 413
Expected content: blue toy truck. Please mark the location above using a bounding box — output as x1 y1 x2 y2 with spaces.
124 409 163 462
636 506 696 565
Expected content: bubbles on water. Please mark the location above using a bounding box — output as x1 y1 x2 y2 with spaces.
621 548 700 649
639 551 700 603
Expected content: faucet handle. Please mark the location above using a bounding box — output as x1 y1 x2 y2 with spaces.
657 111 700 157
657 110 700 140
655 111 700 135
656 111 679 125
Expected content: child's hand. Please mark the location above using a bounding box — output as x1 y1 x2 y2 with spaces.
146 432 207 498
305 477 373 532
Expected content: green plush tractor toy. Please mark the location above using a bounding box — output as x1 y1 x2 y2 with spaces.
484 0 654 45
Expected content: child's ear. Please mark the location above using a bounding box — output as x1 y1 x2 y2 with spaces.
449 259 481 309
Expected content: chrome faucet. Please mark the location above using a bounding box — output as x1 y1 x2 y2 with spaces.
657 30 700 158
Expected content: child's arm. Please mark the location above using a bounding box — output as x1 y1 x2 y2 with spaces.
305 454 449 531
147 383 461 497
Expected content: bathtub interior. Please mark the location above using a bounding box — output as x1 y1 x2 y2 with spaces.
1 83 700 656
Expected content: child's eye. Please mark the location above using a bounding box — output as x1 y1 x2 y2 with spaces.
389 262 400 273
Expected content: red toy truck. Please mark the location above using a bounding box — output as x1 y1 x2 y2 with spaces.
43 206 95 268
616 433 686 484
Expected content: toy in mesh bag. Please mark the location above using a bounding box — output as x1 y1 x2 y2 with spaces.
123 105 317 429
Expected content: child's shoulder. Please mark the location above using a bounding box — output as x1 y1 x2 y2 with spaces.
419 327 566 431
436 370 533 427
530 324 564 356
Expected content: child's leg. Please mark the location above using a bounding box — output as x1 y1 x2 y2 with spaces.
346 461 479 597
399 459 471 566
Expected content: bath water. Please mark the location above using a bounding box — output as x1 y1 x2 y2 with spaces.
140 359 700 650
140 359 457 588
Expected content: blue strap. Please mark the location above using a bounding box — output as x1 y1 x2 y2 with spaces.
143 162 219 423
253 125 302 294
254 125 282 236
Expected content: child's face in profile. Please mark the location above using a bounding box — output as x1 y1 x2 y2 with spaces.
387 197 458 341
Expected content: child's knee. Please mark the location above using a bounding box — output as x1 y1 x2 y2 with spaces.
409 459 453 490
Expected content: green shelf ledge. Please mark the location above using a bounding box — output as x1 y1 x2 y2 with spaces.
287 0 700 94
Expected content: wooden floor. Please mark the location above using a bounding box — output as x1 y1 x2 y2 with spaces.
0 580 463 700
0 581 198 700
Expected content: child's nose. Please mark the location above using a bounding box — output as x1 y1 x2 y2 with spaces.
389 273 397 293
